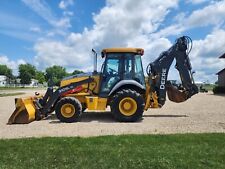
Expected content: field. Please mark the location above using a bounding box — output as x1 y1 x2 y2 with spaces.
0 134 225 169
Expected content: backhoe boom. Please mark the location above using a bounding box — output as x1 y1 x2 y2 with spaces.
147 36 198 106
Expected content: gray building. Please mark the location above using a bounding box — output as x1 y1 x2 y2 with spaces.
217 54 225 86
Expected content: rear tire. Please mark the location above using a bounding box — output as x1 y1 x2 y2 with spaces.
55 97 82 123
111 89 144 122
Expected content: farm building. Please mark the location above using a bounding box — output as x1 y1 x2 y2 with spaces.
217 54 225 86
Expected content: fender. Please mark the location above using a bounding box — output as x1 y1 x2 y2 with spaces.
108 80 145 96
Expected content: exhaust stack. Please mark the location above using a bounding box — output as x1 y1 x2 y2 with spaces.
92 49 97 74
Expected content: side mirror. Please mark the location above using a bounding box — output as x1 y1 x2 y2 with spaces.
101 52 106 58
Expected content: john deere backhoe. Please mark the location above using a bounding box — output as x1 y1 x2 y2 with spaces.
8 36 198 124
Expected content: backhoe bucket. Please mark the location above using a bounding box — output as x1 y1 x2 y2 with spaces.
8 97 37 124
166 85 187 103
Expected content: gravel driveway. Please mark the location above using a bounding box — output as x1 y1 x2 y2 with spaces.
0 89 225 139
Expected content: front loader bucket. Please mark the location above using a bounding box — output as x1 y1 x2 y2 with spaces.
166 85 187 103
8 97 37 124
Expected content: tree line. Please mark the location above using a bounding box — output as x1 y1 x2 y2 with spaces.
0 64 83 86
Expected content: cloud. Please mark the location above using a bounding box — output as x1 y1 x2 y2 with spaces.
34 0 179 71
190 29 225 82
191 29 225 59
186 0 225 28
0 0 74 42
0 55 26 75
54 17 71 28
59 0 74 10
63 11 74 17
154 0 225 38
0 29 40 42
32 0 224 83
22 0 56 26
0 12 41 41
0 12 37 31
33 38 92 71
22 0 71 29
187 0 208 4
30 26 42 33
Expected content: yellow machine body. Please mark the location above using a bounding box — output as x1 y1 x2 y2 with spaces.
102 48 144 54
85 97 107 111
60 74 108 111
60 74 101 94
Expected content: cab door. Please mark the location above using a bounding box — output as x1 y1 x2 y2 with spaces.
100 54 122 96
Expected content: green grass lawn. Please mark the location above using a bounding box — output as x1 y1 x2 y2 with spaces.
202 84 215 91
0 134 224 169
0 92 25 97
0 87 47 90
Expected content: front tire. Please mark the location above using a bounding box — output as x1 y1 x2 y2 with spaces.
55 97 82 123
111 89 144 122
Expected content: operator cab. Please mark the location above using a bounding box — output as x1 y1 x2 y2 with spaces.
100 48 145 95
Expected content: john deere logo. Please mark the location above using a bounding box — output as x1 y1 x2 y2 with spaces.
160 68 167 90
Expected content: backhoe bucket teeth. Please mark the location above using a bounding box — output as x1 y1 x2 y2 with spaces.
8 97 37 124
166 85 187 103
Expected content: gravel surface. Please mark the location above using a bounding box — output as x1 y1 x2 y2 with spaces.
0 89 225 138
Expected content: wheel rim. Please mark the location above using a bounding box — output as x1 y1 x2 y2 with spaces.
119 97 137 116
61 103 75 118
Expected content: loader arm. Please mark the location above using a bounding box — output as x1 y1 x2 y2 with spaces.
146 36 198 106
8 77 94 124
38 77 94 117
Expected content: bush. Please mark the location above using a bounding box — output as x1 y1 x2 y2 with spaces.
213 86 225 94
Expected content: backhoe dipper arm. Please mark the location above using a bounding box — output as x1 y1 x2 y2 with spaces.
147 36 198 106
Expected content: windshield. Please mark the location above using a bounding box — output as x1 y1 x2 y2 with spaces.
100 53 145 95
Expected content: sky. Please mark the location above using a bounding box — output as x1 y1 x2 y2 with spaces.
0 0 225 83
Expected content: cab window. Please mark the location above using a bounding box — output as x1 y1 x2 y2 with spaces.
100 54 122 93
134 55 145 86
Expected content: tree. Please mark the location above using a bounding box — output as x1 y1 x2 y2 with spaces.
72 70 84 75
45 65 67 86
18 64 36 85
0 64 13 78
35 71 45 84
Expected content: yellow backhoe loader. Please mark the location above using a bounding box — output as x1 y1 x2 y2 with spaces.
8 36 198 124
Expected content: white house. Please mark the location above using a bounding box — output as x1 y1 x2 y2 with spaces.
0 75 7 87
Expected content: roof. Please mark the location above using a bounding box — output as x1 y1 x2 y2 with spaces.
216 68 225 75
102 48 144 54
219 53 225 58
